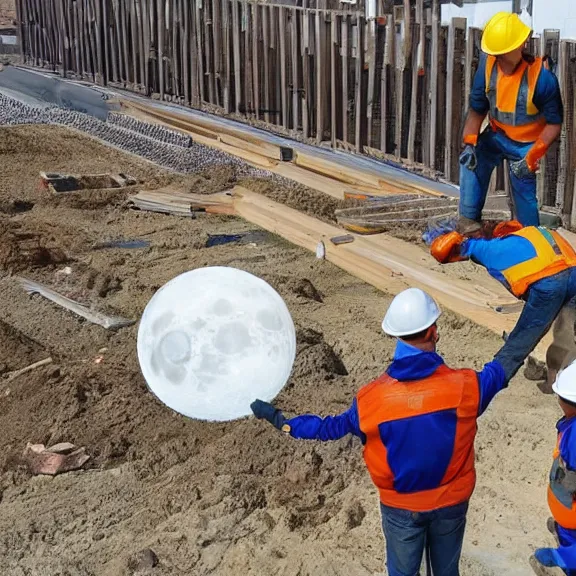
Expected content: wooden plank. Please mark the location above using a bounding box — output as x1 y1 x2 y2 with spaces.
205 0 215 104
445 17 466 182
354 15 365 153
231 187 553 358
156 0 164 97
366 18 376 149
291 7 299 131
119 0 130 82
315 10 326 143
279 6 288 128
394 10 405 159
252 3 260 118
429 0 439 170
194 0 205 103
407 21 420 162
262 6 270 122
301 10 309 138
231 0 241 112
331 13 338 148
212 0 223 107
223 0 231 111
380 12 394 154
556 40 570 215
342 15 349 145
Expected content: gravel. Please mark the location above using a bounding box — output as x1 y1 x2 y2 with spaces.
0 92 270 179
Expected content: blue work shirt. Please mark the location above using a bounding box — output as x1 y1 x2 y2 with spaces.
469 54 563 126
461 233 539 290
552 417 576 569
286 340 507 443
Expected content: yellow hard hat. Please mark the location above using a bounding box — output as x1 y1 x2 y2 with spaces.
481 12 532 56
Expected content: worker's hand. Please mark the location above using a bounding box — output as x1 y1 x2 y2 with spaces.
430 231 467 263
250 399 288 431
492 220 523 238
459 144 477 171
509 157 536 179
510 138 549 179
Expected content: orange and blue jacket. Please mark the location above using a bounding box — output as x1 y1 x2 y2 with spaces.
461 226 576 297
470 53 563 143
549 416 576 530
286 340 507 511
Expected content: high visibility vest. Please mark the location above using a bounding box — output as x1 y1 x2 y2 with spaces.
485 55 549 143
356 364 479 512
501 227 576 297
548 431 576 529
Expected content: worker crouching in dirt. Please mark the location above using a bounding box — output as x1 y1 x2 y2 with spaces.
431 223 576 383
459 12 563 229
251 288 520 576
530 360 576 576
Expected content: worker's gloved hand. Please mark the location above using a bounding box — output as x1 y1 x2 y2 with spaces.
459 134 478 171
534 548 563 568
459 145 477 171
510 157 536 179
510 138 549 179
250 399 287 430
431 231 467 264
492 219 523 238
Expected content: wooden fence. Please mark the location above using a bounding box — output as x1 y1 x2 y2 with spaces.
12 0 576 225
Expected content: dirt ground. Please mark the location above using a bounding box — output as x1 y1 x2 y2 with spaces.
0 124 561 576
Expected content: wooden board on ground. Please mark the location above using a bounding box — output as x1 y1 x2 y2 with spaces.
128 185 553 360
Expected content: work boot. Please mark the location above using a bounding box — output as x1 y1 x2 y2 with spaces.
456 216 482 236
529 554 564 576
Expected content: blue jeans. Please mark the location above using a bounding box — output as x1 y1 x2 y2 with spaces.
495 269 576 380
459 128 538 226
380 501 469 576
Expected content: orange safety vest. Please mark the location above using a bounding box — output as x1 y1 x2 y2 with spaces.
356 364 479 512
501 227 576 297
548 431 576 529
485 55 549 142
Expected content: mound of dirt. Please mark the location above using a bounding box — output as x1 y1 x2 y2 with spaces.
292 327 348 380
0 221 69 272
0 319 46 374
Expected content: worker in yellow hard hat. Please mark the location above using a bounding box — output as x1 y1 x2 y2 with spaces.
458 12 563 230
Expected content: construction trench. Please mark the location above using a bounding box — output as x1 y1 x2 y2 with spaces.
0 67 569 575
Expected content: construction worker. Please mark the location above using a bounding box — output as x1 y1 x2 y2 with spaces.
251 288 519 576
459 12 563 230
430 223 576 381
530 359 576 576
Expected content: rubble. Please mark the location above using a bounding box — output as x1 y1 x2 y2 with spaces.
23 442 90 475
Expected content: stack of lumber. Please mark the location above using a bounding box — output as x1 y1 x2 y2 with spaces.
117 98 450 201
130 185 555 360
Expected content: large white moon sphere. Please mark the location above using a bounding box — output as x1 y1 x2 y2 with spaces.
137 267 296 421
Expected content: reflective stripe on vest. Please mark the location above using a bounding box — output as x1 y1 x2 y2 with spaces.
548 431 576 529
485 55 547 142
501 227 576 297
356 364 479 512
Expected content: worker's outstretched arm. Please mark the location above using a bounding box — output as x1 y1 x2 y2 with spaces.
462 110 487 145
476 358 519 415
250 399 365 442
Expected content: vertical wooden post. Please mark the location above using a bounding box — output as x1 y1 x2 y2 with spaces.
279 6 288 128
556 40 570 214
366 17 376 149
407 21 420 162
380 11 394 154
231 0 241 112
428 0 439 170
291 7 299 131
315 10 326 143
252 3 260 118
212 0 222 107
262 6 270 122
156 0 164 97
342 14 349 145
195 0 205 102
330 13 338 148
222 0 231 111
354 14 365 153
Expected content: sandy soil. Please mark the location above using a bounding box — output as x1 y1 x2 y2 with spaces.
0 124 560 576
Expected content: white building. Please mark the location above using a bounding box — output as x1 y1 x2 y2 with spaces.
441 0 576 39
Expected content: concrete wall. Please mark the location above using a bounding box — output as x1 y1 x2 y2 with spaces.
441 0 513 28
532 0 576 39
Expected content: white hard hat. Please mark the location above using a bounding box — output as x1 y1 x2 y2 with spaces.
382 288 441 337
553 360 576 403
